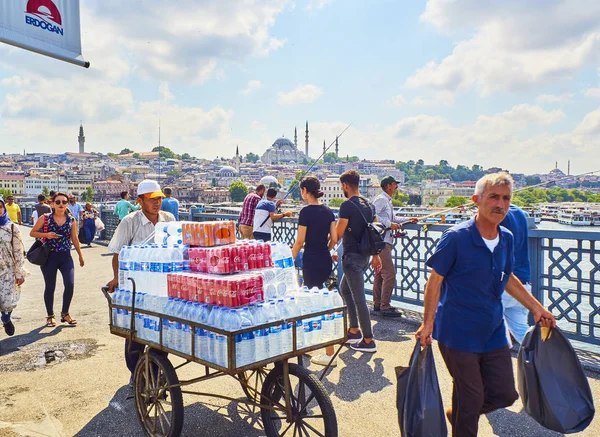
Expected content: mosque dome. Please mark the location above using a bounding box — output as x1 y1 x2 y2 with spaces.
218 166 238 177
273 137 295 149
260 175 279 187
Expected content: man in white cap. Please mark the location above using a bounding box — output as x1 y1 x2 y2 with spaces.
106 180 175 385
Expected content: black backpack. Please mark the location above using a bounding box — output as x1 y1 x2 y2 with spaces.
349 198 387 256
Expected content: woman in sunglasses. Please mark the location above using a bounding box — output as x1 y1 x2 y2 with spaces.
31 192 85 327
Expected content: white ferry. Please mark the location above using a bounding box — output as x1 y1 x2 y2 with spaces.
522 207 542 224
558 210 592 226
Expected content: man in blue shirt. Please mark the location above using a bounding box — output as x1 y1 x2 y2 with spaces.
416 172 555 437
252 188 291 241
500 204 532 344
161 187 179 220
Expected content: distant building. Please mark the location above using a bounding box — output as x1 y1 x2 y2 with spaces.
199 188 231 203
261 137 309 165
215 166 239 187
93 180 134 202
0 175 25 196
78 123 85 154
25 175 67 196
321 175 344 205
420 181 474 207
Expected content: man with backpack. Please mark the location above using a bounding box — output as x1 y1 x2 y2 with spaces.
336 170 383 353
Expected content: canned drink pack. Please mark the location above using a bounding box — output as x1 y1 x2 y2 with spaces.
181 221 237 247
189 242 273 274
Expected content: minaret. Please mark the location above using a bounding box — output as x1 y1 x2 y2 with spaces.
294 127 298 149
323 140 326 155
568 160 571 176
78 123 85 154
305 121 309 157
335 136 339 157
235 145 240 172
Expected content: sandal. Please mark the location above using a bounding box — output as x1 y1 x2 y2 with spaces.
46 315 57 327
60 313 78 325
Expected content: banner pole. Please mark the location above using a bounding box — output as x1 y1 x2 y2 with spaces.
0 36 90 68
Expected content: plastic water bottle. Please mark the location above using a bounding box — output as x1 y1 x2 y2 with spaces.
181 301 194 355
194 304 210 361
172 298 184 352
171 245 184 273
162 297 174 349
207 306 224 366
321 291 335 341
277 299 293 353
111 289 121 327
265 301 282 358
298 289 313 346
181 246 190 273
215 307 228 368
122 290 132 330
281 244 294 268
287 297 303 349
309 289 323 346
238 308 256 366
118 246 131 290
225 309 242 366
253 304 270 362
332 289 344 339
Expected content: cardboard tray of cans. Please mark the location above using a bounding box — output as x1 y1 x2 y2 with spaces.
181 221 236 247
189 241 272 274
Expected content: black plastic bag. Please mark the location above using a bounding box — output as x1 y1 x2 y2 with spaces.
518 325 595 433
396 340 448 437
78 226 88 244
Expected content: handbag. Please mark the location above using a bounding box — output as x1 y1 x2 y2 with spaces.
94 216 105 231
27 214 50 266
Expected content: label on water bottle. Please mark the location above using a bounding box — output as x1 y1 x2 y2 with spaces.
162 262 173 273
119 261 129 270
150 262 161 273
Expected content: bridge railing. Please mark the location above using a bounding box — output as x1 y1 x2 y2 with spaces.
22 205 599 347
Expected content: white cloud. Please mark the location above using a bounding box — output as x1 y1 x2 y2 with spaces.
536 93 574 104
408 1 600 96
389 94 407 106
306 0 335 12
277 84 323 105
584 88 600 98
159 83 175 102
250 120 267 131
241 80 262 95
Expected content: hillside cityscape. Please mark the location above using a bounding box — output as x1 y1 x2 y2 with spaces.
1 122 599 210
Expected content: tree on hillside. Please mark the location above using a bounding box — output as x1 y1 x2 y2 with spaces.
408 194 421 205
229 180 248 202
119 148 133 155
328 198 344 207
181 153 192 160
245 152 260 163
0 188 13 198
82 187 94 202
324 152 339 163
152 146 177 159
445 196 468 208
525 175 542 186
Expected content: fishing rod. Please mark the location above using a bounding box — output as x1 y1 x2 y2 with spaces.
281 122 354 202
413 167 600 225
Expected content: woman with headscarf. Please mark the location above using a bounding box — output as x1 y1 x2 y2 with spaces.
81 202 99 247
30 192 85 327
0 197 26 336
291 176 338 366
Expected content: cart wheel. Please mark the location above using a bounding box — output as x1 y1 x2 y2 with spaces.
237 366 270 402
260 363 337 437
134 350 184 437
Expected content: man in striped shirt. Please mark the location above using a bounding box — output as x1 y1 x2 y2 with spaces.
238 184 265 239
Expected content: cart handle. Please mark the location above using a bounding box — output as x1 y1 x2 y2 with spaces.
101 286 112 303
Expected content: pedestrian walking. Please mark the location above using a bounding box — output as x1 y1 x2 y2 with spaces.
335 170 381 353
238 184 265 239
4 195 22 225
0 197 27 337
106 180 175 386
67 195 83 223
30 192 85 327
114 191 139 222
500 204 532 344
161 187 180 220
372 176 405 317
32 194 52 224
290 176 338 366
81 202 99 247
252 188 291 242
416 172 556 437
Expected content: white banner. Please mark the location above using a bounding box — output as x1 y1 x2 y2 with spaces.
0 0 88 68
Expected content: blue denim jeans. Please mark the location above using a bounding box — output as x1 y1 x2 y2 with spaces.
502 283 532 344
339 251 373 339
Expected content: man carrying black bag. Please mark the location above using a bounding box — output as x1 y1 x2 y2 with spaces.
416 172 556 437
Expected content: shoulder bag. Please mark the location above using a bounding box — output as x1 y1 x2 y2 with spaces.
349 197 387 256
27 214 51 266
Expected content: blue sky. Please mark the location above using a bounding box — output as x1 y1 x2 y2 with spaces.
1 0 599 174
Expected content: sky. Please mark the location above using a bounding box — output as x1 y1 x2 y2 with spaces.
1 0 600 174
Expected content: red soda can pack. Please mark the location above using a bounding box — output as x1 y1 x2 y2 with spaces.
188 242 272 274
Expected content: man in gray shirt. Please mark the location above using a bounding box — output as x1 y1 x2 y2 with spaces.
106 179 175 385
371 176 406 317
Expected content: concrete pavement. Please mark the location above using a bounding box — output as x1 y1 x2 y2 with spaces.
0 225 599 437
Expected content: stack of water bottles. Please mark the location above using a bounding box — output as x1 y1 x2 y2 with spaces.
111 219 344 369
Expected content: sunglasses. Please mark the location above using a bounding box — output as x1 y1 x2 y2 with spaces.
55 200 69 205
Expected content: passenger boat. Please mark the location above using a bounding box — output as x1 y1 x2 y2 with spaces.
558 210 592 226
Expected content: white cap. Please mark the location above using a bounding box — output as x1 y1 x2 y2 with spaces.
137 180 165 198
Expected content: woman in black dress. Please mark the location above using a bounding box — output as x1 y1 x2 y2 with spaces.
291 176 338 365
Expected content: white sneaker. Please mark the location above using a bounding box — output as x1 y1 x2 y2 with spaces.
310 353 338 367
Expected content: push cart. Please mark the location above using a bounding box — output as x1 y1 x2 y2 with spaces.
102 284 347 437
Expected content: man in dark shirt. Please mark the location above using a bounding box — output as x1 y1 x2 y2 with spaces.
33 194 52 223
335 170 382 353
